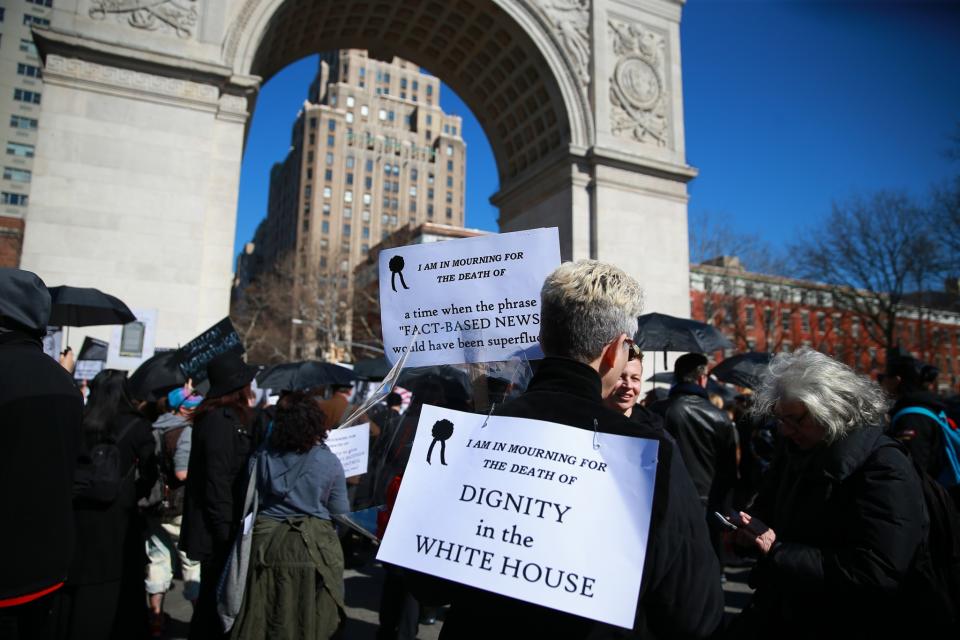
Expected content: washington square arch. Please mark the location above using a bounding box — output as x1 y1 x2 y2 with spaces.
20 0 696 348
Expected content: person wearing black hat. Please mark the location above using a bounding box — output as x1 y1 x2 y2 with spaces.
883 351 950 482
0 269 83 638
180 351 258 640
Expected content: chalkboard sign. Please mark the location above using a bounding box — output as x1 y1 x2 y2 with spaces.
176 318 245 382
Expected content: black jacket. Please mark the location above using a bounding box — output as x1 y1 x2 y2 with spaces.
435 358 724 639
735 427 927 638
0 331 83 600
663 383 738 506
181 406 253 561
887 392 947 478
69 407 156 585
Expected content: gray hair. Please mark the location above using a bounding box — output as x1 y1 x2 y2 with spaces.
539 260 644 363
752 347 889 443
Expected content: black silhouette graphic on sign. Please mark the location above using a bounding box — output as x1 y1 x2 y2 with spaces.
389 255 410 292
427 419 454 466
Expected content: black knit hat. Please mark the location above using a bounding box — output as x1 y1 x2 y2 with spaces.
205 351 258 399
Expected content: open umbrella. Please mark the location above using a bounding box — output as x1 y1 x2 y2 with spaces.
128 351 187 402
635 312 734 368
646 371 674 384
353 356 392 381
256 361 356 391
711 352 773 390
48 285 136 327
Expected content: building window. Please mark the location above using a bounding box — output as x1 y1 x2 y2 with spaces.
13 89 41 104
445 207 452 219
304 185 312 199
346 96 355 108
447 160 454 171
360 105 369 117
321 221 329 234
378 109 387 121
745 306 755 328
19 39 37 55
446 176 454 187
426 115 432 126
309 117 317 129
22 15 50 27
781 310 792 333
324 169 333 181
409 199 416 213
6 142 34 158
26 0 55 7
344 190 353 203
428 188 434 200
410 168 418 181
343 207 352 219
445 192 453 203
0 8 4 21
3 167 31 182
306 168 313 180
322 203 331 215
801 311 810 332
323 187 332 199
362 193 372 205
428 173 434 185
17 64 41 78
307 151 314 163
362 227 370 239
345 112 354 124
327 135 335 146
364 177 372 190
346 173 354 185
409 186 417 196
328 120 336 132
446 145 453 156
392 165 400 176
817 313 826 332
427 204 434 217
320 256 328 268
383 162 392 175
1 192 28 206
308 134 315 146
343 224 351 236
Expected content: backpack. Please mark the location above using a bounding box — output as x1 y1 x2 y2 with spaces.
892 406 960 487
75 420 135 503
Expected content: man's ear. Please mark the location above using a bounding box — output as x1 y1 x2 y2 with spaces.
599 334 624 375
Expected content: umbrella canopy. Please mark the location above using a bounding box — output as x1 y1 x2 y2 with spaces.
128 351 187 402
353 356 392 381
711 352 773 390
397 365 473 406
634 312 733 354
646 371 674 384
256 361 356 391
47 285 136 327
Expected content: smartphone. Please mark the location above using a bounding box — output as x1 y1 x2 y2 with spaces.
712 511 739 532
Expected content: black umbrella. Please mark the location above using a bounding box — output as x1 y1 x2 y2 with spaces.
711 352 773 390
353 356 392 381
47 286 136 327
646 371 674 384
635 312 733 354
256 361 356 391
128 351 187 402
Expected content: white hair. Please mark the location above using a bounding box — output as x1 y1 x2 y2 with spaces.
539 260 644 363
752 347 889 443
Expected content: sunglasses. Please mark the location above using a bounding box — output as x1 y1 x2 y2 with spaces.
624 338 643 362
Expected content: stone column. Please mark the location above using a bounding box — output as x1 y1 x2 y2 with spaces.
19 54 250 348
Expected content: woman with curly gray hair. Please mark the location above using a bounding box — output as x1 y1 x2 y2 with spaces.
728 347 930 638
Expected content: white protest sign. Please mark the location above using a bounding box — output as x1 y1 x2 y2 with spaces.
379 228 561 367
326 423 370 477
377 405 658 628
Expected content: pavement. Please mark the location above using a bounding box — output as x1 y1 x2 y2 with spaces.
161 562 752 639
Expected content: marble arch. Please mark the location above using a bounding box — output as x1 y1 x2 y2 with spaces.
20 0 695 348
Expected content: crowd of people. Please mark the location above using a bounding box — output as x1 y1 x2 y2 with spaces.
1 262 959 640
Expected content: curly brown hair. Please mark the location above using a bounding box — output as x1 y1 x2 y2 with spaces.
270 391 329 453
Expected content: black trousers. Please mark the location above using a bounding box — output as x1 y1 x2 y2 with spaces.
377 565 419 640
0 590 62 640
56 581 121 640
189 547 228 640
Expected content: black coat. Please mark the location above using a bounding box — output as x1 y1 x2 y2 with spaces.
663 383 738 506
434 358 724 639
181 406 253 561
887 392 947 478
735 426 926 639
0 331 83 600
69 407 156 585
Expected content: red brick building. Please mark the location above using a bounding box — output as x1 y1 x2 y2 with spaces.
0 216 24 267
691 257 960 392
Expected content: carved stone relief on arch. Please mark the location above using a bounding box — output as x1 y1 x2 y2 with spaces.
607 17 669 148
88 0 200 39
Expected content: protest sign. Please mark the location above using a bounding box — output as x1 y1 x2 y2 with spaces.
377 405 658 628
378 228 561 367
74 337 109 380
326 423 370 477
176 318 244 382
107 308 157 371
42 326 62 361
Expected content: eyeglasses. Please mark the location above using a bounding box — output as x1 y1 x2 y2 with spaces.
624 338 643 362
774 408 808 429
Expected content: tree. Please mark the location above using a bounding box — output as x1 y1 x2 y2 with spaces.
230 253 297 364
793 191 946 351
688 211 790 351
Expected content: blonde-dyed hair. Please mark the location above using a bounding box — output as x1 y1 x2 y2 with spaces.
539 260 644 363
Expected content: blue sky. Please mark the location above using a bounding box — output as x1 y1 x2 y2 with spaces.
234 0 960 258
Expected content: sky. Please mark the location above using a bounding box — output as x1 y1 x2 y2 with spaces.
233 0 960 259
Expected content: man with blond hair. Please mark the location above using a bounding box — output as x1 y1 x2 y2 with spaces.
432 260 723 638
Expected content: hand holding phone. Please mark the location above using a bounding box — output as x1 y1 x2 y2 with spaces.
712 511 739 532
